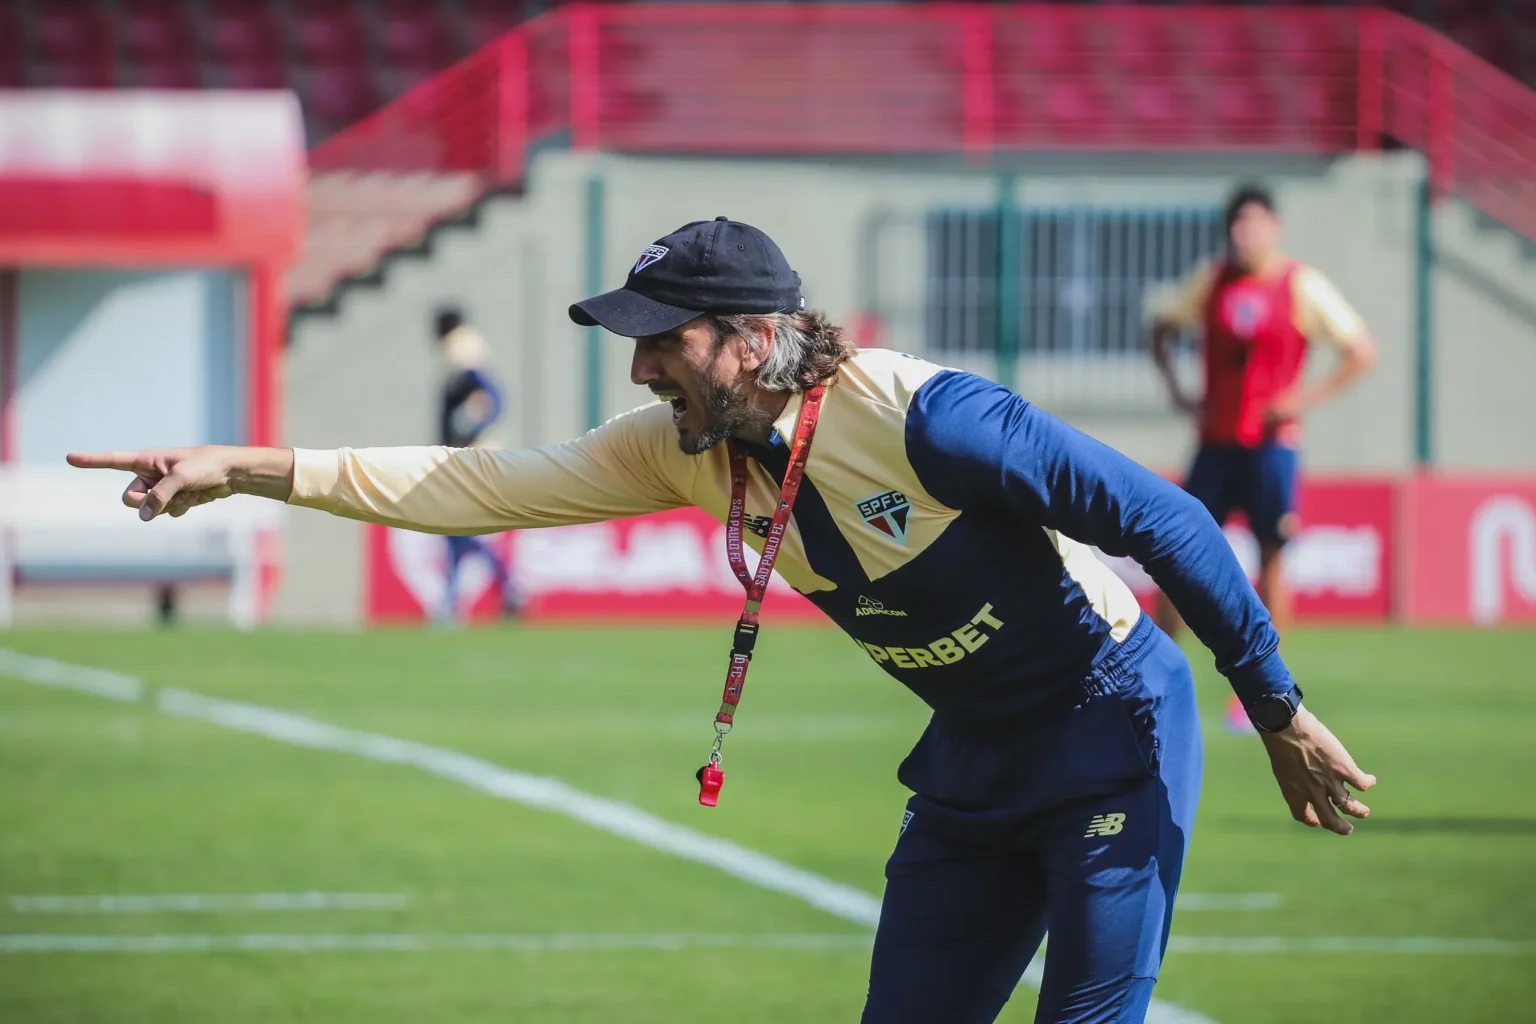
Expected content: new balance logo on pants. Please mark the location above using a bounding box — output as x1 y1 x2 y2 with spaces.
1084 812 1126 838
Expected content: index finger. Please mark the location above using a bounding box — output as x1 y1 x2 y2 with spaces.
66 451 157 472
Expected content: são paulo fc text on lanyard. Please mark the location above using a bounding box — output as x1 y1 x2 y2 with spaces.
696 383 826 807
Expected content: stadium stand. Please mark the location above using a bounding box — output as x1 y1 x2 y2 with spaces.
288 5 1533 307
5 0 556 138
4 1 1534 140
7 1 1530 306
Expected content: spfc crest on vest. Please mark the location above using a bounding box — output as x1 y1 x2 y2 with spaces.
1227 292 1269 340
856 489 911 545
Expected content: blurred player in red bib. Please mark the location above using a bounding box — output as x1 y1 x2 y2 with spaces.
1149 184 1378 731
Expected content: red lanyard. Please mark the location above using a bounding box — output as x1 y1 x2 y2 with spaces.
697 383 826 807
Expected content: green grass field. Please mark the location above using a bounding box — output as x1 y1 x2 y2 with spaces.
1 624 1534 1023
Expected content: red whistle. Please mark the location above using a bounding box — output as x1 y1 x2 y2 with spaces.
697 762 726 807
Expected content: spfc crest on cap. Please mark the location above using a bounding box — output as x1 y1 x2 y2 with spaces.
856 489 911 545
633 244 669 273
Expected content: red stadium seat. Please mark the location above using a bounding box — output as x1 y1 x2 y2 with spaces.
1124 79 1199 143
1269 19 1355 76
32 0 115 85
460 0 528 51
1428 0 1501 20
31 60 116 89
0 5 26 87
1291 79 1355 149
32 1 107 58
133 60 203 90
304 63 380 125
204 0 285 67
375 0 458 70
1209 79 1282 144
377 64 441 105
216 61 291 91
1181 17 1261 76
999 15 1091 76
1029 79 1112 144
290 3 368 65
1443 17 1518 76
1104 19 1175 75
1346 0 1421 12
117 0 197 65
1517 21 1536 86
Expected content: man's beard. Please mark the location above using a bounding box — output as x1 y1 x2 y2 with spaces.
680 373 756 455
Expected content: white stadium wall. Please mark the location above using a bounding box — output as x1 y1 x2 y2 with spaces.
278 150 1535 624
1430 202 1536 470
2 267 264 627
15 268 247 461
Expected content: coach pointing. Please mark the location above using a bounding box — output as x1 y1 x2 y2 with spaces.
70 217 1374 1024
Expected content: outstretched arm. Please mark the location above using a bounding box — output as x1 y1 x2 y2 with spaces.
907 371 1377 834
67 446 295 520
68 404 693 533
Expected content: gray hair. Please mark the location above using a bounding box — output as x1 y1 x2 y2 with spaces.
706 309 857 392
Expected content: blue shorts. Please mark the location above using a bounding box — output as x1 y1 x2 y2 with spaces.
1184 442 1299 548
861 617 1203 1024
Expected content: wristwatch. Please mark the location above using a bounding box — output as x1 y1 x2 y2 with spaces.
1246 686 1304 733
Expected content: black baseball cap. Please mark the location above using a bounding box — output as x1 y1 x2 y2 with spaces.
568 216 803 337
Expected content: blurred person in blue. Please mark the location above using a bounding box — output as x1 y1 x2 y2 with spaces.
72 218 1376 1024
434 306 520 623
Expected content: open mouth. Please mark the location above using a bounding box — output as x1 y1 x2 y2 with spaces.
654 389 689 426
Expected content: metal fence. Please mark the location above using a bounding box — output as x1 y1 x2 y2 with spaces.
310 6 1536 247
862 202 1223 414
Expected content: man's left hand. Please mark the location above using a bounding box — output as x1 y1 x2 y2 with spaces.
1260 706 1376 835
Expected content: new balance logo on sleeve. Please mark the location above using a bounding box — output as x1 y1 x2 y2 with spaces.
1084 813 1126 838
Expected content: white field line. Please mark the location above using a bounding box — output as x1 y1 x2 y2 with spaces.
10 893 409 914
1174 893 1282 912
153 687 884 928
0 649 1214 1024
0 649 140 703
4 933 1530 957
0 932 875 953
